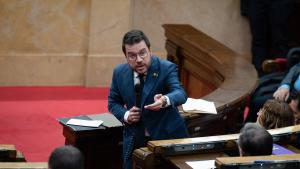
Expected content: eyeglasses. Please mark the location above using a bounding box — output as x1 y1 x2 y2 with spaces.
127 49 148 61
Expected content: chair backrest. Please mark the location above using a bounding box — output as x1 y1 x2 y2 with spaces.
262 47 300 73
287 47 300 70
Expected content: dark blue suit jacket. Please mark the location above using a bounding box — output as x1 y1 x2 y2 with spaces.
108 56 188 167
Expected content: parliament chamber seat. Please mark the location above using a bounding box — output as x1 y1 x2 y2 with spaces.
133 124 300 169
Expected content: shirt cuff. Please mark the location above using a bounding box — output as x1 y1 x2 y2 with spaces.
279 84 290 90
164 95 171 107
124 111 130 123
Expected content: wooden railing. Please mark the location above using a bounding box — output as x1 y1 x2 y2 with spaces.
163 24 258 136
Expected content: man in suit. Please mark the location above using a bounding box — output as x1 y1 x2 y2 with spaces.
108 30 189 169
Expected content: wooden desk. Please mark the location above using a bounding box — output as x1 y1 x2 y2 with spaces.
216 154 300 169
58 114 123 169
169 153 300 169
163 24 258 137
133 125 300 169
0 162 47 169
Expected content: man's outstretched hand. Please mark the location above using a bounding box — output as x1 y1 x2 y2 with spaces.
144 94 166 111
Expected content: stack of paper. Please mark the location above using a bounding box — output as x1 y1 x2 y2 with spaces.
66 119 103 128
182 98 217 114
186 160 215 169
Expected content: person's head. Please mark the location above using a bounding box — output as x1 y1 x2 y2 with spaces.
122 29 152 75
256 99 294 129
238 123 273 156
289 92 300 124
48 145 84 169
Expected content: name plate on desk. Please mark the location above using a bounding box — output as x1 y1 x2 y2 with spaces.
162 141 227 156
148 133 239 156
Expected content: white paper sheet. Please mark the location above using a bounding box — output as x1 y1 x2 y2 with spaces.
186 160 215 169
182 98 217 114
66 119 103 127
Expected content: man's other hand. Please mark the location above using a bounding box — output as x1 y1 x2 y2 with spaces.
127 106 141 124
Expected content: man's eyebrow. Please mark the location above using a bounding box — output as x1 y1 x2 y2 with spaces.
127 48 147 54
127 52 136 54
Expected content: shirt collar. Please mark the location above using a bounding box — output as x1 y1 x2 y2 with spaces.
134 71 147 78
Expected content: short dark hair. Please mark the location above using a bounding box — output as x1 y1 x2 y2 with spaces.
238 123 273 156
122 29 151 54
49 145 84 169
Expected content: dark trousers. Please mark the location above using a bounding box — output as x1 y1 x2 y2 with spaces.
123 135 151 169
244 0 290 76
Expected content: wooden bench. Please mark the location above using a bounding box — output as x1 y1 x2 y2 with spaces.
163 24 258 137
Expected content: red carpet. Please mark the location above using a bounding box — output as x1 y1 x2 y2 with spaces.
0 87 109 162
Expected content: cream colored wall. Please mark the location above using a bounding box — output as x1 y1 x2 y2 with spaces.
0 0 251 87
132 0 251 58
0 0 90 86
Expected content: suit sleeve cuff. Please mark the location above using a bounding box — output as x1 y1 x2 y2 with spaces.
164 95 171 107
279 84 290 89
124 111 130 123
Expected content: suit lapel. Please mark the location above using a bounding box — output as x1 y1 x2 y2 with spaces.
142 57 160 105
